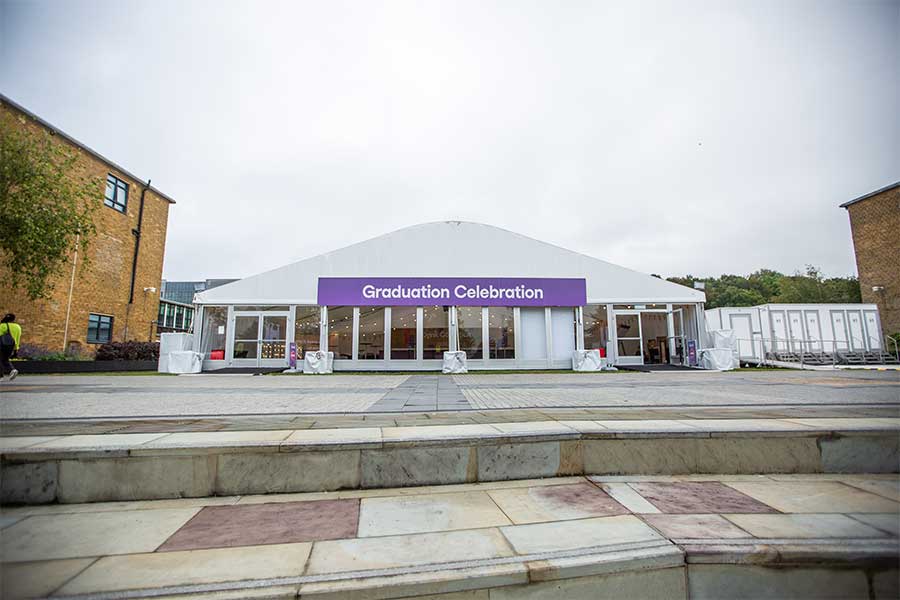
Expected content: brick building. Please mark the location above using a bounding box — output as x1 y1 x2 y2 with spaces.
841 181 900 338
0 95 175 354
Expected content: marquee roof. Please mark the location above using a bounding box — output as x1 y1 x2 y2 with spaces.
195 221 705 305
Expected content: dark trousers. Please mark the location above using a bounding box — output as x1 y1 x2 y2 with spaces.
0 345 14 375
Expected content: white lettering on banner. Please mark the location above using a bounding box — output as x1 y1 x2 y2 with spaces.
364 282 547 301
362 284 454 300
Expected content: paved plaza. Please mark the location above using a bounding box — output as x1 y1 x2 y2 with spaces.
2 370 898 598
1 370 898 424
2 474 898 598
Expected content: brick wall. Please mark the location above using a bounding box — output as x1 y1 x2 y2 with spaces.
845 186 900 337
0 102 171 353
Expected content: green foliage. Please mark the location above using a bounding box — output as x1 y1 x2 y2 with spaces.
0 111 99 300
13 342 92 361
667 266 861 308
95 341 160 361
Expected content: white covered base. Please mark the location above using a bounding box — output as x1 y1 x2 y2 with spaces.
159 351 202 374
303 351 334 374
573 349 606 371
442 351 468 374
700 348 738 371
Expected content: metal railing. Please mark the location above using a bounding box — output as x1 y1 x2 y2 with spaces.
730 334 899 368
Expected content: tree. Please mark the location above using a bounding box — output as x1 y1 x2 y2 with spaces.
747 269 782 299
0 111 98 300
667 266 860 308
713 285 766 307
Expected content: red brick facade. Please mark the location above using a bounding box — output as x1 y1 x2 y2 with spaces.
0 98 173 353
844 183 900 338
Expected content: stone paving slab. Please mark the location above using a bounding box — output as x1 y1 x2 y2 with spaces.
158 499 360 551
725 480 900 513
501 515 663 554
627 482 779 514
722 513 888 538
306 528 515 574
4 404 898 437
1 474 897 598
358 491 510 537
596 482 663 514
4 418 897 456
642 514 752 539
3 418 898 505
848 513 900 536
2 370 898 422
57 542 312 596
1 507 199 562
1 558 96 600
487 482 628 524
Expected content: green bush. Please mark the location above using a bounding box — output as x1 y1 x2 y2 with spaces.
95 341 160 361
14 343 68 361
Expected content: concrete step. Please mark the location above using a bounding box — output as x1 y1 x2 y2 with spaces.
1 475 898 599
2 418 898 504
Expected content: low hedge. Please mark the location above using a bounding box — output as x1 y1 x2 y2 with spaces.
95 341 160 361
15 343 89 361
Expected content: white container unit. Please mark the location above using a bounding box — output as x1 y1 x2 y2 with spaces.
705 303 883 362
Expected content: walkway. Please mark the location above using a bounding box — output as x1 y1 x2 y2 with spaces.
1 370 897 423
3 474 898 598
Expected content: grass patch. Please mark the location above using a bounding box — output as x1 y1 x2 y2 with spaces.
29 371 177 376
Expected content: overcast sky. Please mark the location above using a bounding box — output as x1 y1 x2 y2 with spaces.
2 0 898 282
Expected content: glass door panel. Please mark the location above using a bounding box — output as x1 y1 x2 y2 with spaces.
456 306 483 359
423 306 449 359
261 315 287 360
390 306 417 360
358 307 385 360
672 309 685 364
487 307 515 359
614 312 643 365
233 315 260 359
618 339 642 356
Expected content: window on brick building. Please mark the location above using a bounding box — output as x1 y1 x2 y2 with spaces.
87 314 113 344
104 174 128 213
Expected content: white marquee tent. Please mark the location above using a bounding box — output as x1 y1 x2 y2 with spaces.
193 221 705 371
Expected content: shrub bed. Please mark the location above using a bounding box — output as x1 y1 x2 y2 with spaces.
13 360 158 374
95 341 160 361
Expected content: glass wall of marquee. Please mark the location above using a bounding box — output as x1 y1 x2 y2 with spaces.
578 303 703 367
197 303 704 369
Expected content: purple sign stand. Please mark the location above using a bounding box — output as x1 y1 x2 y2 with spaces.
318 277 586 307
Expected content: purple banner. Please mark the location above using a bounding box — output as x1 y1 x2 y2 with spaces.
317 277 586 307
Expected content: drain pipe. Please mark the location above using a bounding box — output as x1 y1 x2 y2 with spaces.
125 179 151 340
62 233 80 352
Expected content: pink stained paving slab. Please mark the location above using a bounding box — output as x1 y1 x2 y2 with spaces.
628 482 778 514
158 499 360 552
532 483 630 516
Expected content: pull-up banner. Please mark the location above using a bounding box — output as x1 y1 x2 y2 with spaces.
317 277 586 307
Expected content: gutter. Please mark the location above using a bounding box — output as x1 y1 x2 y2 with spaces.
128 179 150 304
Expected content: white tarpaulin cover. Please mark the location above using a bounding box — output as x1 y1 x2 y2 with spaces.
304 351 334 374
700 348 738 370
572 349 604 371
159 333 197 373
710 329 737 351
442 351 468 374
702 329 739 370
161 351 202 374
160 333 194 354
